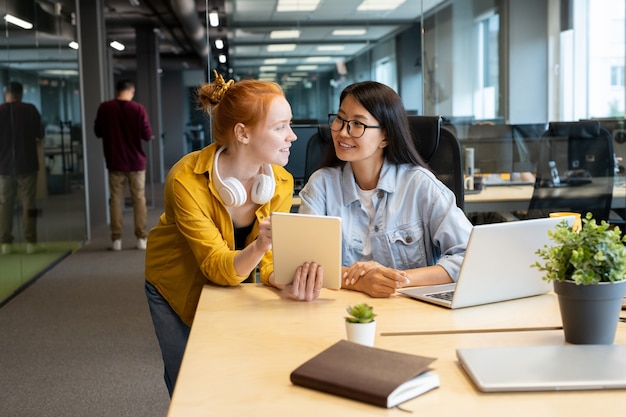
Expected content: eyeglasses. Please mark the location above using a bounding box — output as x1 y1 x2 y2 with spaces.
328 114 383 138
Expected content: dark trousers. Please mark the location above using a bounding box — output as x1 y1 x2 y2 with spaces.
144 280 190 397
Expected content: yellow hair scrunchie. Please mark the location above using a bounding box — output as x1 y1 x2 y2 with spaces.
210 70 234 103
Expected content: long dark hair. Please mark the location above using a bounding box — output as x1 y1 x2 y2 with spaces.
322 81 426 168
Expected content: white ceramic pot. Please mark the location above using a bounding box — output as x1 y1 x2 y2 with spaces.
345 321 376 347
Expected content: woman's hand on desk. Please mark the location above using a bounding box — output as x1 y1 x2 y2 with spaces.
343 262 409 298
269 262 324 302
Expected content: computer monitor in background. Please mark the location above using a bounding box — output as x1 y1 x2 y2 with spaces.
285 125 319 193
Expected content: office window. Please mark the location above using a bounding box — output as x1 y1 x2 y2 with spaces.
480 14 499 89
475 12 499 120
611 65 624 87
584 0 625 118
374 57 398 93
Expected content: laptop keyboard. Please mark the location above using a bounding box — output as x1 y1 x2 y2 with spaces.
426 290 455 301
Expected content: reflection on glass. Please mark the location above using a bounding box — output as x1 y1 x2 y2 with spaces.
0 0 86 304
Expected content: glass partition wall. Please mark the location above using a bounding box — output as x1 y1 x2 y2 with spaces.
420 0 624 217
0 0 86 303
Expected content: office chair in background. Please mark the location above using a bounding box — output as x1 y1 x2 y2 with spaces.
523 120 616 223
304 124 332 183
408 115 465 211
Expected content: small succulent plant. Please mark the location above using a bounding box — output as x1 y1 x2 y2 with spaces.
345 303 376 323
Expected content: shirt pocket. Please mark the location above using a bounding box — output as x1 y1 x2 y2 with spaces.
385 221 426 268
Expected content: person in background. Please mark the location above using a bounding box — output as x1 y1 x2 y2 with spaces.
94 79 153 251
299 81 472 298
144 71 323 397
0 81 44 255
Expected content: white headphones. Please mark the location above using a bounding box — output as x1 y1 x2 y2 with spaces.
212 146 276 207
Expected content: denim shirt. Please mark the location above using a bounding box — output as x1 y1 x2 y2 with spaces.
298 160 472 281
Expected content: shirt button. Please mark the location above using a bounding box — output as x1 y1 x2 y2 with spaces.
406 236 414 243
377 191 384 198
374 226 379 232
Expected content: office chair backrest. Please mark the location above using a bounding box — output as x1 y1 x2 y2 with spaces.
407 115 440 162
548 121 615 178
527 120 614 221
408 115 465 211
430 126 465 211
304 124 332 182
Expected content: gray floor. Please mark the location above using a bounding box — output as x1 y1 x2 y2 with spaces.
0 194 170 417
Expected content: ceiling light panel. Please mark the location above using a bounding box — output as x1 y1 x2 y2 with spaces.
332 29 367 36
267 44 297 52
264 58 288 64
317 45 345 51
296 65 318 71
357 0 406 11
209 10 219 27
109 41 125 51
270 30 301 39
305 56 332 62
4 14 33 30
276 0 321 12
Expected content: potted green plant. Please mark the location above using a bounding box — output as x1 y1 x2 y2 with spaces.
345 303 377 346
532 212 626 344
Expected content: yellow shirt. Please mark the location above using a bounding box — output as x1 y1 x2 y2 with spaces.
145 143 294 326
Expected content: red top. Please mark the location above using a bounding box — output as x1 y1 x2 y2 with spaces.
94 99 153 171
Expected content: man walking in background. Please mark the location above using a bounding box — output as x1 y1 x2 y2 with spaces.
94 79 153 251
0 81 44 255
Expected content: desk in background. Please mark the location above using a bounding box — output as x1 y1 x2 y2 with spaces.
168 285 626 417
464 184 626 213
293 185 626 214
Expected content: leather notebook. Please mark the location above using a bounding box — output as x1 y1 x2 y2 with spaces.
290 340 439 408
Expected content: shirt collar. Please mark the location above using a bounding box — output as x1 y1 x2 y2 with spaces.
341 159 398 205
194 142 218 176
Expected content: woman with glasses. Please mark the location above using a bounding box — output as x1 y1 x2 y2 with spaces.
298 81 472 298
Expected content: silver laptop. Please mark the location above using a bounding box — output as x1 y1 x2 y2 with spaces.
457 344 626 392
398 217 573 309
271 212 342 290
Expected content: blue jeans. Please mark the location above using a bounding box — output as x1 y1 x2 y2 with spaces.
144 280 190 397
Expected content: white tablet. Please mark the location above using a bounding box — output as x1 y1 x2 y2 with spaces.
271 212 342 290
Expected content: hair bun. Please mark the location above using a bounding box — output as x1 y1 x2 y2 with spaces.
210 70 234 104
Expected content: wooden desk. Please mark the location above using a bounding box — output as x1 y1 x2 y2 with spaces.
464 185 533 212
168 285 626 417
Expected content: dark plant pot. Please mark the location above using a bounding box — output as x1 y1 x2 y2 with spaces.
554 280 626 344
